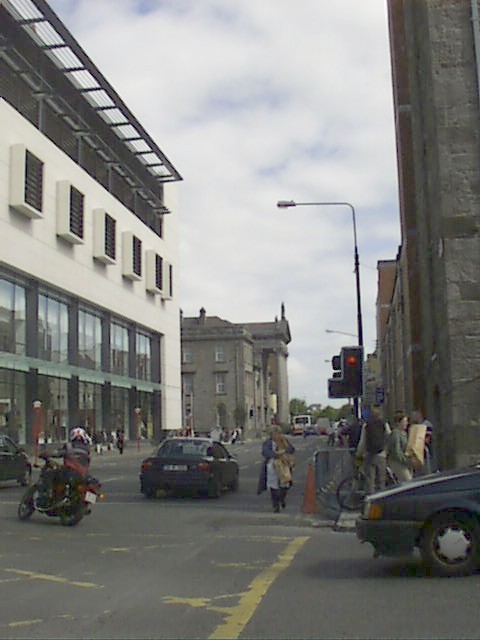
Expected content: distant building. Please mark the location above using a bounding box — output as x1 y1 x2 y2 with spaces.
181 306 291 437
0 1 182 444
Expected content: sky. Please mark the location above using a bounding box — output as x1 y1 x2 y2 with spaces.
49 0 401 407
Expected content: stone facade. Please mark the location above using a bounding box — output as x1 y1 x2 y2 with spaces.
386 0 480 467
181 306 291 438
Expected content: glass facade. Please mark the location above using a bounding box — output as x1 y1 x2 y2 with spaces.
78 381 103 437
0 273 163 445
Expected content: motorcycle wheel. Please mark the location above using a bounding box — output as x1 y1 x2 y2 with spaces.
59 503 85 527
18 486 35 520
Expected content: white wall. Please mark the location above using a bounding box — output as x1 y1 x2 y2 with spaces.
0 99 182 428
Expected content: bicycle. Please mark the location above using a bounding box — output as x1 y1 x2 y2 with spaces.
336 461 397 511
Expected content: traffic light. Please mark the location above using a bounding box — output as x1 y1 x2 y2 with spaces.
342 346 363 397
327 346 363 398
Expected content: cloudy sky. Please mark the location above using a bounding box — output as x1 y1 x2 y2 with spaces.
50 0 400 407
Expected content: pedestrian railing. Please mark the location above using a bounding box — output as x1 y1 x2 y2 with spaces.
314 446 355 517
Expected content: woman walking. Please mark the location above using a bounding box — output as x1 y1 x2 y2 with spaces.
387 413 413 483
258 427 295 513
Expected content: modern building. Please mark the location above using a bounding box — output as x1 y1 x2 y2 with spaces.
181 306 291 438
385 0 480 467
0 0 182 445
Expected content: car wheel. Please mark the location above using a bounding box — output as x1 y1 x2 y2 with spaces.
18 465 32 487
420 512 480 577
207 476 221 498
143 486 156 499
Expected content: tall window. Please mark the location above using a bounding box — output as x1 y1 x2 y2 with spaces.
25 150 43 213
0 279 26 355
78 310 102 370
38 294 68 364
111 322 129 376
215 373 226 394
136 332 151 381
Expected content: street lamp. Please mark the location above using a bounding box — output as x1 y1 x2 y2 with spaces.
325 329 358 338
277 199 364 416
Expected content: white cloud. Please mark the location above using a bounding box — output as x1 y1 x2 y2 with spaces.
50 0 400 406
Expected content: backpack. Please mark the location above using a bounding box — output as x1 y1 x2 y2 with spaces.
365 418 386 454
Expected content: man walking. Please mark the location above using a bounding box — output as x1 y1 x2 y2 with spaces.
357 406 390 494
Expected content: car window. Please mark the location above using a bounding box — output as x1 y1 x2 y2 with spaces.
158 440 210 458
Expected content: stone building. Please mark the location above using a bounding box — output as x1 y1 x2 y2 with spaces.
385 0 480 467
181 306 291 437
0 0 182 444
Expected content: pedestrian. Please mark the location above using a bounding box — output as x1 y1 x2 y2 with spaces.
387 413 413 482
116 428 124 454
258 427 295 513
356 406 391 494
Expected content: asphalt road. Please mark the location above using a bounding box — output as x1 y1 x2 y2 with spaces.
0 437 479 639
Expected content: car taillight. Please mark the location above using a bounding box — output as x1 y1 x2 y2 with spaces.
197 461 211 472
141 460 153 472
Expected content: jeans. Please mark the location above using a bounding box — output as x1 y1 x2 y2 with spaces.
365 453 386 494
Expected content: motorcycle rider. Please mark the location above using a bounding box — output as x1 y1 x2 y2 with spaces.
37 427 91 507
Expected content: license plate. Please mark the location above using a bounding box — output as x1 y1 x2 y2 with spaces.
163 464 188 471
85 491 97 504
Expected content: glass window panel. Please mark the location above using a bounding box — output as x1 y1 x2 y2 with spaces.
136 332 151 381
38 294 69 363
79 309 102 370
111 322 128 376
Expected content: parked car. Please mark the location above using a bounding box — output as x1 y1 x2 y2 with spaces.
356 465 480 576
140 437 239 499
0 434 31 486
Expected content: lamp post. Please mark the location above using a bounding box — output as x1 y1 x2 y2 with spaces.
325 329 358 338
277 199 364 416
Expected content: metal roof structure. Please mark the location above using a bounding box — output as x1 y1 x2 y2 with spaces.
1 0 182 188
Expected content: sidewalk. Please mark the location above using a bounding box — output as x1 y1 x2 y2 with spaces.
89 440 155 465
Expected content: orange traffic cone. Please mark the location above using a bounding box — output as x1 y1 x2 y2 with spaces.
301 463 319 514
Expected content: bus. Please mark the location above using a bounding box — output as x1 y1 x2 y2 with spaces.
291 415 312 436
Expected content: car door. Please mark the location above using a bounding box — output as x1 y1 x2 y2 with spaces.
211 443 233 486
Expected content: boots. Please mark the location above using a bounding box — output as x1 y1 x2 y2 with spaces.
270 489 281 513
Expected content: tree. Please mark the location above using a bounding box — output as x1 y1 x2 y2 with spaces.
289 398 309 418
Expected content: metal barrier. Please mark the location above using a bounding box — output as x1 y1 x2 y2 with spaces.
314 446 355 518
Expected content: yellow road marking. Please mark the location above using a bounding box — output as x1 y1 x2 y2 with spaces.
162 536 309 640
5 569 102 589
8 619 43 628
209 536 309 639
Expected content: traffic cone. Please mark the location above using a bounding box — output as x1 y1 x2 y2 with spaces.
301 463 319 514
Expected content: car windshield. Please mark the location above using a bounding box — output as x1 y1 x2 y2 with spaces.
157 440 210 458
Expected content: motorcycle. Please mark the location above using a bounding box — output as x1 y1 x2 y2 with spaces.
18 455 103 526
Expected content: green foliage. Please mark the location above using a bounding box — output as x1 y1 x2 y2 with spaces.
289 398 309 417
289 398 353 423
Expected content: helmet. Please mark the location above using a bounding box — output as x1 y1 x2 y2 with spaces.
70 427 90 445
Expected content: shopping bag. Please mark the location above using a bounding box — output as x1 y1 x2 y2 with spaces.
273 457 292 487
406 423 426 469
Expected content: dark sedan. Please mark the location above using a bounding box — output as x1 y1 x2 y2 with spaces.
0 434 31 486
356 465 480 576
140 437 239 499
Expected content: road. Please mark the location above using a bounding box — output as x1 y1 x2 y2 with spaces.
0 437 479 639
